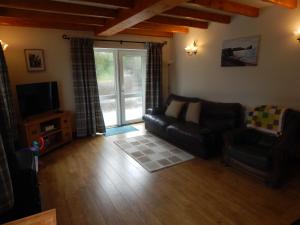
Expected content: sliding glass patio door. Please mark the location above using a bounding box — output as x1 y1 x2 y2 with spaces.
94 48 146 127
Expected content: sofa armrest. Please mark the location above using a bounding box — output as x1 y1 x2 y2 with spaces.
146 107 163 115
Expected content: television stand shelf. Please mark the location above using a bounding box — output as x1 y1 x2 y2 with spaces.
21 111 73 155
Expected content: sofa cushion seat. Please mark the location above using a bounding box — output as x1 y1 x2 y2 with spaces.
227 145 273 171
166 122 214 157
143 114 177 130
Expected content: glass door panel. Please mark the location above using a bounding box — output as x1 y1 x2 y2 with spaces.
94 49 119 127
94 48 146 127
119 50 146 124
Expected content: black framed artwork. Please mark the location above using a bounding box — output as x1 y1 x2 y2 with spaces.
24 49 46 72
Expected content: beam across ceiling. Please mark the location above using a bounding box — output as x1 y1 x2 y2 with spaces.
263 0 297 9
120 28 173 38
191 0 260 17
164 6 231 24
96 0 190 36
133 22 189 33
0 0 117 18
0 17 98 31
0 7 106 26
75 0 133 8
148 16 209 29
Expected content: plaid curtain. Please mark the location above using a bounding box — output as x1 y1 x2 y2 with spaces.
0 43 15 213
145 43 163 109
71 38 106 137
0 134 14 214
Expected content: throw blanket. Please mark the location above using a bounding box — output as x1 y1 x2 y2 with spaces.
247 105 286 136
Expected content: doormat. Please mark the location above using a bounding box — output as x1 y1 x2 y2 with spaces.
114 134 195 172
105 125 138 137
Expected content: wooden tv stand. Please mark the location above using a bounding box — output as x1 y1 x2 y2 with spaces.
21 111 72 155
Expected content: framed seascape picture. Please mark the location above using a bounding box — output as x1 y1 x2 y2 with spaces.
221 36 260 67
24 49 46 72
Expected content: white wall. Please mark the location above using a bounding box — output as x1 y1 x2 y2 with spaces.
171 4 300 110
0 26 171 116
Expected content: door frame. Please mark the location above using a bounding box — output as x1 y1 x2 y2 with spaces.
118 49 147 125
94 47 147 127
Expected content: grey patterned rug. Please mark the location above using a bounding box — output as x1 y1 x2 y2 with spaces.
114 134 195 172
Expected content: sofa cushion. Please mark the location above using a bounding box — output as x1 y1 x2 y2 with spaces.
228 128 278 147
166 122 214 157
185 102 201 124
143 114 177 130
167 122 208 142
165 100 185 118
227 145 273 171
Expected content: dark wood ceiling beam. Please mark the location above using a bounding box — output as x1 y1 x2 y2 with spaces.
133 22 189 33
119 28 173 38
148 15 208 29
0 17 173 38
164 6 231 24
191 0 259 17
96 0 190 36
263 0 297 9
76 0 133 8
0 17 98 31
0 7 106 26
0 0 117 18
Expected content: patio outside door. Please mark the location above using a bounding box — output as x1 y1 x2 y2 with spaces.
94 48 146 127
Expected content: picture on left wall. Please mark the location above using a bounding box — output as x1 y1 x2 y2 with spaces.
24 49 46 72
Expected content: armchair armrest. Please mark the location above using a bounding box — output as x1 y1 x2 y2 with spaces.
146 107 163 115
268 120 300 186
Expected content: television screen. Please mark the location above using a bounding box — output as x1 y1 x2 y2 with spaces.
16 82 60 118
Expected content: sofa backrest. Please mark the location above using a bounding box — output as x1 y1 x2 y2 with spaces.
200 100 243 132
164 94 243 131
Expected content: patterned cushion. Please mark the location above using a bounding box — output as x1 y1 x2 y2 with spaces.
247 105 286 136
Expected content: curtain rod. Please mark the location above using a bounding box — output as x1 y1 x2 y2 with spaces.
62 34 167 46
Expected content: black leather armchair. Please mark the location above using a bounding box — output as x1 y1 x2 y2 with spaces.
223 109 300 187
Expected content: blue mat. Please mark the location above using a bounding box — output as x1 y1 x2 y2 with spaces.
105 125 138 137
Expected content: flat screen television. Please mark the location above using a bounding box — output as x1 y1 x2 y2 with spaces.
16 81 60 118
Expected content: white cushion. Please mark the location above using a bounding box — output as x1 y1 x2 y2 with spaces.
165 100 185 118
185 102 201 124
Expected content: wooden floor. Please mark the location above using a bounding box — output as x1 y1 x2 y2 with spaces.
39 123 300 225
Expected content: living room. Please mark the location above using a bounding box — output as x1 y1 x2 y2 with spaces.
0 0 300 224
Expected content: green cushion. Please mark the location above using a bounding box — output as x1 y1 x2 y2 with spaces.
227 145 273 171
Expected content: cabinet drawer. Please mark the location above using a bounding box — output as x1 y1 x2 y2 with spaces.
61 116 71 128
28 125 40 136
62 129 72 142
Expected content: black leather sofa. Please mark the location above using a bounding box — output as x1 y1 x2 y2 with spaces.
223 109 300 187
143 94 243 158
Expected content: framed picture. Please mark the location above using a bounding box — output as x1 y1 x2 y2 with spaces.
24 49 46 72
221 36 260 67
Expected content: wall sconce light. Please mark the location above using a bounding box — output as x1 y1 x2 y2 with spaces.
294 29 300 42
0 40 8 51
185 41 198 56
